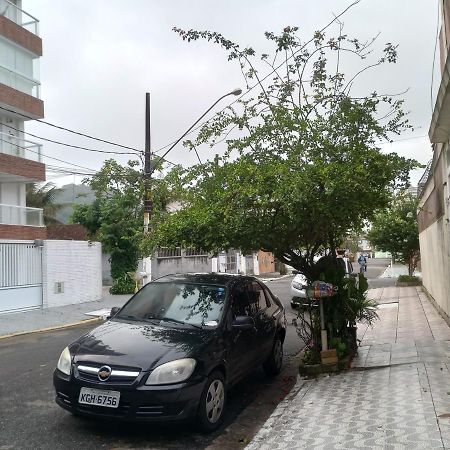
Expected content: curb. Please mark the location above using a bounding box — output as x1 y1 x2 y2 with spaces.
258 274 293 282
0 317 103 341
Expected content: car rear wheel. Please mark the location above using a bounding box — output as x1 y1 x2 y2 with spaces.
196 371 226 433
263 336 283 376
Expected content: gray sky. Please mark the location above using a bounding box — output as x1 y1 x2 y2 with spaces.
22 0 438 186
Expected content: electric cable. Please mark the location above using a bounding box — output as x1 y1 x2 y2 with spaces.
0 105 142 153
0 138 95 171
0 122 141 156
153 0 363 155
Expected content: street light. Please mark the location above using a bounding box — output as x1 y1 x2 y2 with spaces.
158 87 243 163
143 87 242 233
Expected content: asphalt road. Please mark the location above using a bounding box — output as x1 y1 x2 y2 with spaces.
0 277 303 450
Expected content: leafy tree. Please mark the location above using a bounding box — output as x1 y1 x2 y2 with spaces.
26 182 64 225
142 25 419 282
72 159 173 294
368 193 419 275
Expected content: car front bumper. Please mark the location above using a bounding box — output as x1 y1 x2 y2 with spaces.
53 369 206 423
291 285 307 299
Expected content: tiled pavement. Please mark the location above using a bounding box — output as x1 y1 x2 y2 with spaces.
247 287 450 449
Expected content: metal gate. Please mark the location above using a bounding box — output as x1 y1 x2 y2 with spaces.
0 241 43 313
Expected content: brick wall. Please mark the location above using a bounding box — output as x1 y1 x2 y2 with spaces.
0 152 45 181
0 224 46 239
42 240 102 307
0 15 42 56
0 83 44 119
46 224 88 240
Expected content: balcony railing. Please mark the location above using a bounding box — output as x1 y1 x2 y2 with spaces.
0 64 40 98
0 132 42 162
0 204 44 227
0 0 39 35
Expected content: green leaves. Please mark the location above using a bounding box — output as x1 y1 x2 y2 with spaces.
148 25 419 277
368 193 420 275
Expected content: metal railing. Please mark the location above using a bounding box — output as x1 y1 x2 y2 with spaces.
0 0 39 35
417 159 433 198
0 64 40 98
0 204 44 226
0 132 42 162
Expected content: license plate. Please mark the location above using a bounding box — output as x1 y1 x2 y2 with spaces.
78 387 120 408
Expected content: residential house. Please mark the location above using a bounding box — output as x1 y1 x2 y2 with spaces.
418 0 450 320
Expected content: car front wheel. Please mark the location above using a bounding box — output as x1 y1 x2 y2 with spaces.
263 336 283 376
196 371 226 433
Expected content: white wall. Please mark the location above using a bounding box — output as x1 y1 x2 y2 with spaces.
419 219 450 316
42 240 102 307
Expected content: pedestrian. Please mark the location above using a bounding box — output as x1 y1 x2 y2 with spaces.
357 254 367 274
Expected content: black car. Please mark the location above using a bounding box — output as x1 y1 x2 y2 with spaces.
53 273 286 432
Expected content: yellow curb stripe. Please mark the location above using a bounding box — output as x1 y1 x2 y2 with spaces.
0 317 103 340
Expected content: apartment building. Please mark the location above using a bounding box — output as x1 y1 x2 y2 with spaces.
0 2 102 314
0 0 45 240
418 0 450 320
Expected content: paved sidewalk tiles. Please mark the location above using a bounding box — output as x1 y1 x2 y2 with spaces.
247 286 450 449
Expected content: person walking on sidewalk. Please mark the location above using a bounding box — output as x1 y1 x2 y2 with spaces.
358 254 367 274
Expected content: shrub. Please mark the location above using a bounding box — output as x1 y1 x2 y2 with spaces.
397 275 421 283
110 274 135 295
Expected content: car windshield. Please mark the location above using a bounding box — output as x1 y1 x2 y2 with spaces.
115 282 227 327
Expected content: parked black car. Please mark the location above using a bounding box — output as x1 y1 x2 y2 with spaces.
53 273 286 432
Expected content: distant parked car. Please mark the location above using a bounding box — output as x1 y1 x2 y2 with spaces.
53 273 286 432
290 257 354 309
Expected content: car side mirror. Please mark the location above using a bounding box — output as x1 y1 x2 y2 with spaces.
108 306 121 319
232 315 255 330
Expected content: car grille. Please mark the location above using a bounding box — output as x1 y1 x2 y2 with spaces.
56 391 71 407
76 363 141 385
135 404 165 417
76 401 132 417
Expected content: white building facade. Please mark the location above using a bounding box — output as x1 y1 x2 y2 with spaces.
418 0 450 321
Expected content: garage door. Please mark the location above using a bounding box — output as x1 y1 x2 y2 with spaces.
0 241 43 313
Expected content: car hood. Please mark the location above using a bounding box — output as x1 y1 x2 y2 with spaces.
71 319 213 371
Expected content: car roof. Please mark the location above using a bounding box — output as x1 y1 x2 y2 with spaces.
152 272 257 287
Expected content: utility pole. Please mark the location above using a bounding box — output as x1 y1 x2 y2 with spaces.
144 92 151 233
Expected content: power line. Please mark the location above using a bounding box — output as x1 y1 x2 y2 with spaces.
380 134 428 144
0 138 95 171
1 122 141 156
46 165 95 176
153 0 362 155
0 105 143 153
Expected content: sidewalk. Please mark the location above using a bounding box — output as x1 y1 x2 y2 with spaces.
247 286 450 449
0 289 131 338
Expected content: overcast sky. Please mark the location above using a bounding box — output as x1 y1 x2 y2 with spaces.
22 0 438 186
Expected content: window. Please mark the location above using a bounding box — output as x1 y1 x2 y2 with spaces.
250 282 270 309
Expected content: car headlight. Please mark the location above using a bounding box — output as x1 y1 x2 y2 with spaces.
57 346 72 376
146 358 196 385
292 281 304 290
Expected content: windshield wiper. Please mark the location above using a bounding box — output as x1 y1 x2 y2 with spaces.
159 317 203 329
115 314 140 322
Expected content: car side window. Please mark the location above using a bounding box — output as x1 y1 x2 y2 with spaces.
250 282 270 309
232 283 252 317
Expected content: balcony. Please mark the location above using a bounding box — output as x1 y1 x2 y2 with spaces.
0 0 39 36
0 131 42 161
0 203 44 227
0 64 40 99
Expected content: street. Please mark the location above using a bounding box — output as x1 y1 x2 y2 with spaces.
0 260 390 450
0 276 303 450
